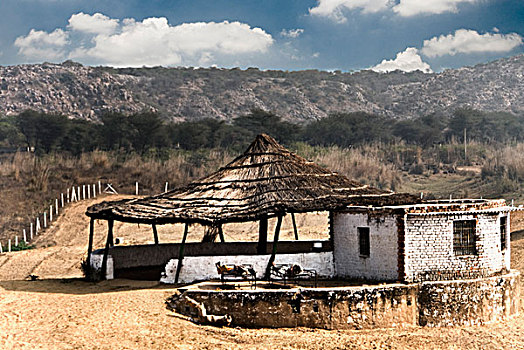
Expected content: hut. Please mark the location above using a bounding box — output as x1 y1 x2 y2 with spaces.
86 134 415 281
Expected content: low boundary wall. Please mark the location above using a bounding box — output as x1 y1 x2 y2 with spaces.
167 270 520 329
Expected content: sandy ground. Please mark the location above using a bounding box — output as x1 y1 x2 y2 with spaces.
0 196 523 349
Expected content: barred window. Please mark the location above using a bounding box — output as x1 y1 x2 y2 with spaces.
500 216 507 251
358 227 370 257
453 220 477 256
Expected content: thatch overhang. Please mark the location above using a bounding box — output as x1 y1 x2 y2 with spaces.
86 134 419 225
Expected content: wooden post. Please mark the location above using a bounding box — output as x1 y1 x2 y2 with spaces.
8 239 11 252
87 184 91 199
174 223 189 284
61 193 64 207
82 185 86 200
71 187 76 202
30 222 33 238
86 218 95 270
15 236 18 247
265 216 283 279
36 217 40 232
0 243 2 253
291 213 299 240
98 180 101 194
93 184 96 198
152 224 159 245
43 212 47 228
49 205 53 222
257 216 268 254
55 199 59 215
165 182 168 192
23 229 27 243
67 188 70 203
135 182 139 195
77 186 80 201
218 224 225 243
100 219 114 280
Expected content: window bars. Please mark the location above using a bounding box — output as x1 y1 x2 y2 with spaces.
453 220 477 256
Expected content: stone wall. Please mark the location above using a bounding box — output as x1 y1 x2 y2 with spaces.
404 213 510 282
332 212 400 281
167 271 520 329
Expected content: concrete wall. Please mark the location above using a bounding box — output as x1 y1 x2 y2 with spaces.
168 271 520 329
160 251 335 284
332 212 399 281
404 213 510 282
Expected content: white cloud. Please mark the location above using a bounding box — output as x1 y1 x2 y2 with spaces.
393 0 477 17
15 14 274 67
421 29 523 58
14 28 68 61
280 28 304 39
371 47 432 73
67 12 119 35
309 0 391 23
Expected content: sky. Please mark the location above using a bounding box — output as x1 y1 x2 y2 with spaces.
0 0 523 73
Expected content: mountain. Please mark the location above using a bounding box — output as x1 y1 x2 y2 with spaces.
1 55 523 123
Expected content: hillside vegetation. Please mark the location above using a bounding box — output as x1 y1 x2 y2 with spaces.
0 55 523 122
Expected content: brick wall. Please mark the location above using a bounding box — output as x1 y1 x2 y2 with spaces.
404 213 510 282
333 212 400 281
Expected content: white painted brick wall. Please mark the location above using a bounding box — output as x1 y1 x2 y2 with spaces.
333 213 399 281
160 251 335 284
404 213 510 282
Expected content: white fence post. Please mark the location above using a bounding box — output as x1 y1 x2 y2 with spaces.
8 239 11 252
43 212 47 228
136 182 139 195
98 180 101 194
0 243 2 253
67 188 70 203
71 187 76 202
36 217 40 233
61 193 64 207
23 229 27 242
77 186 81 200
49 205 53 222
55 199 59 215
93 184 96 198
82 185 86 200
15 236 18 247
165 182 168 192
30 222 33 238
87 184 91 199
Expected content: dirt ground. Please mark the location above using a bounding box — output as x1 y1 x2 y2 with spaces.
1 196 524 349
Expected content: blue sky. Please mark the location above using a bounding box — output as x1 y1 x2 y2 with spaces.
0 0 523 72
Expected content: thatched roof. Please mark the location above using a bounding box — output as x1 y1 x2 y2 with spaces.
87 134 417 224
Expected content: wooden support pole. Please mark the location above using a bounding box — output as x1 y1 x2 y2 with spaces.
218 224 225 243
174 223 189 284
152 224 159 245
257 216 268 254
265 216 283 280
291 213 299 240
100 219 114 280
86 218 95 270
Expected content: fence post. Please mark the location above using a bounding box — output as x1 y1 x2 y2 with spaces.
15 236 18 247
23 229 27 242
98 180 101 194
49 205 53 222
61 193 64 207
44 212 47 228
0 243 2 253
8 239 11 252
77 186 80 200
82 185 86 200
93 184 96 198
87 184 91 199
55 199 59 215
67 188 70 203
30 222 34 238
165 182 168 192
36 217 40 233
136 182 139 195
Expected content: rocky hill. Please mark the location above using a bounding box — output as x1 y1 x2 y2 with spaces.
1 55 523 123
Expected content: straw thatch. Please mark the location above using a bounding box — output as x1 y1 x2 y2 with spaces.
87 134 418 224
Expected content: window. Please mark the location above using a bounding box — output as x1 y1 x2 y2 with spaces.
358 227 370 257
500 216 507 251
453 220 477 256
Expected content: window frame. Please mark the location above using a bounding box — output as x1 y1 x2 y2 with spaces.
453 220 477 256
500 216 507 251
358 227 370 257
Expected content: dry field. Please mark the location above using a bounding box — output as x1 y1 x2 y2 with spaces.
1 196 524 349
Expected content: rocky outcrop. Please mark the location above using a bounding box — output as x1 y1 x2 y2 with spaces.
1 55 523 122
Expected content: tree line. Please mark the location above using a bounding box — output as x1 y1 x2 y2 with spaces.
0 108 523 155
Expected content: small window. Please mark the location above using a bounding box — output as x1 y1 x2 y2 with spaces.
500 216 507 251
453 220 477 256
358 227 370 257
